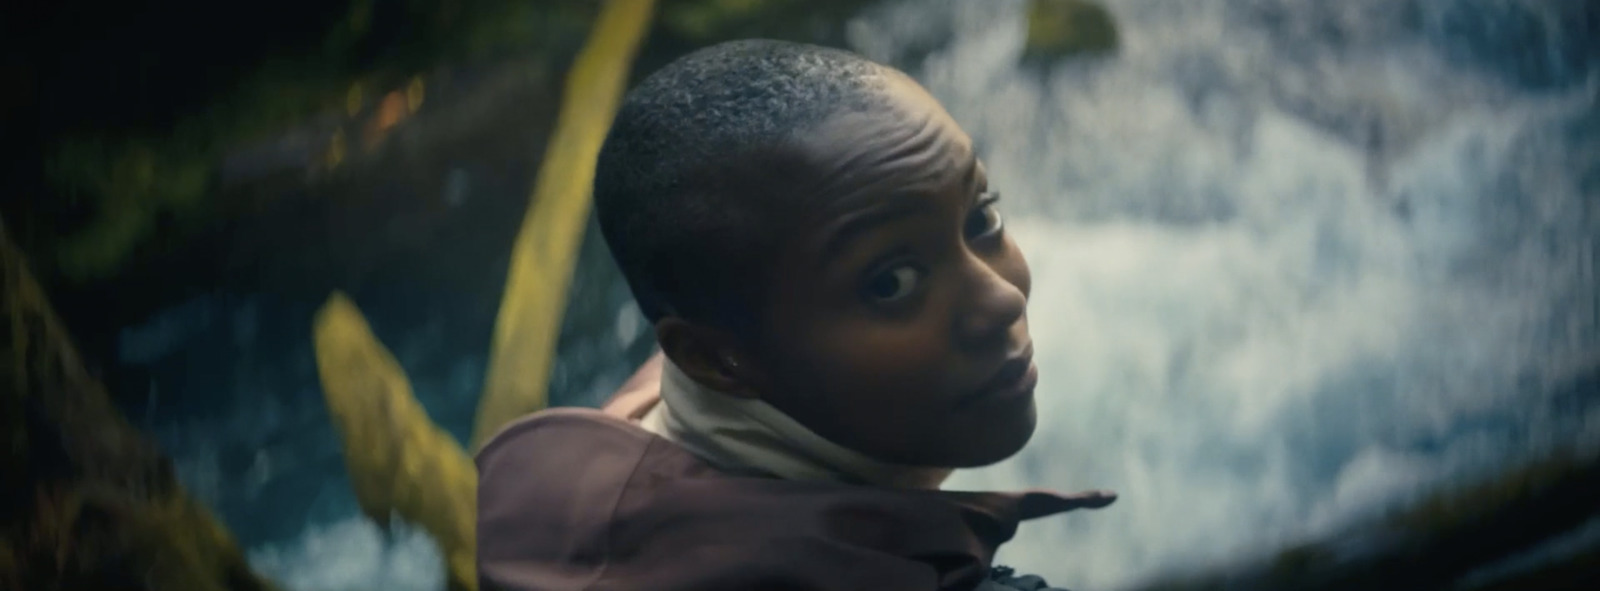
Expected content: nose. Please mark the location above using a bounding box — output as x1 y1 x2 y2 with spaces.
954 254 1028 350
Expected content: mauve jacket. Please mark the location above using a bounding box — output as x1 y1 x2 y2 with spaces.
475 385 1091 591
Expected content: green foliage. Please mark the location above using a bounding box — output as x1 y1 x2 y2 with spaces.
661 0 769 41
49 137 211 280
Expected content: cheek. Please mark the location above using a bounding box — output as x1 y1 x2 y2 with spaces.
799 322 957 455
808 321 947 393
999 236 1032 300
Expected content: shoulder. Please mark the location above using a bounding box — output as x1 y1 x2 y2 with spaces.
475 408 672 530
476 407 653 474
475 409 661 587
473 408 1053 591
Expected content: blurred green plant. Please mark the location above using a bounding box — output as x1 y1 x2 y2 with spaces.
1024 0 1119 62
48 137 210 279
661 0 768 40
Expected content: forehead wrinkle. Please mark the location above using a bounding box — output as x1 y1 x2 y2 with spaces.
873 113 957 189
799 130 977 272
801 109 971 216
809 111 931 189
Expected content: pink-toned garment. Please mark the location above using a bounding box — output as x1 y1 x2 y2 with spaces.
476 389 1096 591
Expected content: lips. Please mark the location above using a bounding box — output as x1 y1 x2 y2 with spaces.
960 344 1038 407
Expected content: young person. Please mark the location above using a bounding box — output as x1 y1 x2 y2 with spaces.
477 39 1115 591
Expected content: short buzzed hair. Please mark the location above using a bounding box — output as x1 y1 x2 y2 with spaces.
594 39 891 331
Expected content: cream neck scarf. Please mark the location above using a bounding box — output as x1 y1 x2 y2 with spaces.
640 359 952 490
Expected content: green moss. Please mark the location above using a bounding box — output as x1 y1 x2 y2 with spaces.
1024 0 1119 61
662 0 769 41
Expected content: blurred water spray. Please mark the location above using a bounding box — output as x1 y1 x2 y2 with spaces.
249 516 447 591
843 0 1597 588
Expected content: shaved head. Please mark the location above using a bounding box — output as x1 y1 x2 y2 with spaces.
594 39 894 331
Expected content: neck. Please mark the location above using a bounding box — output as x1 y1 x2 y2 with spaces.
640 359 952 490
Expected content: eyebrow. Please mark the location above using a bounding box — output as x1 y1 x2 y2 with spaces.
816 195 923 266
814 156 982 266
961 155 981 195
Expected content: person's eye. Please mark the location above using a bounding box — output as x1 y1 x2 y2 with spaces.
964 192 1004 240
863 263 924 304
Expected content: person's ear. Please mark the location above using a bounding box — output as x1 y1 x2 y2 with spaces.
655 317 763 399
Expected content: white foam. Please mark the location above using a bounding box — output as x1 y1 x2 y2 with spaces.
248 515 446 591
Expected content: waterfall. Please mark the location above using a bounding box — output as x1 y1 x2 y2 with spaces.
842 0 1597 588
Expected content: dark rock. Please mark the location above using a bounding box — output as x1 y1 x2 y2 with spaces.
0 219 276 591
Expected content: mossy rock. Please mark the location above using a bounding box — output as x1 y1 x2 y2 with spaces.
1 219 278 591
1023 0 1118 64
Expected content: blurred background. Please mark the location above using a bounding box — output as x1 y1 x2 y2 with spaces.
2 0 1596 590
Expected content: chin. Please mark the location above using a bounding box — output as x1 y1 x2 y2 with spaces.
958 406 1039 467
914 398 1040 468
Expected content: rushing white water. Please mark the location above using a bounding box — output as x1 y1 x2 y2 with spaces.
249 516 447 591
843 0 1597 588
